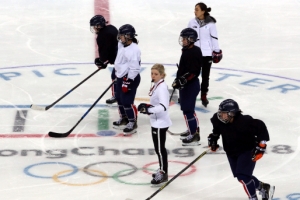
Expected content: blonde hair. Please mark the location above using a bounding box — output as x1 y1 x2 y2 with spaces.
151 63 166 78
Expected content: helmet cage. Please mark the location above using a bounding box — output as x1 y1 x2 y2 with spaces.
217 111 235 124
178 36 195 48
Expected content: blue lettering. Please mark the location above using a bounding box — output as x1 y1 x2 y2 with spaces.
0 72 21 81
32 70 44 77
240 78 272 87
54 68 80 76
268 84 300 93
216 73 241 81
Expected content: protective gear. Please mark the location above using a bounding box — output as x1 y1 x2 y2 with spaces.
137 103 153 115
118 24 137 44
172 73 195 90
122 78 133 93
252 142 267 161
90 15 107 33
217 99 241 124
172 77 186 90
212 50 223 63
94 58 107 69
208 133 219 151
178 28 198 48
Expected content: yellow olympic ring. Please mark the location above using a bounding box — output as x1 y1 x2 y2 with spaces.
52 168 107 186
134 97 150 102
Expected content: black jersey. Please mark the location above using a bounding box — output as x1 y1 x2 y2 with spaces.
177 45 202 79
210 113 270 156
96 25 118 64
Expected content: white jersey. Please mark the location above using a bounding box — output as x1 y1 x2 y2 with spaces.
114 42 141 80
147 79 172 128
188 17 220 56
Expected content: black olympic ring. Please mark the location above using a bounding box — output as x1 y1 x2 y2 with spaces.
83 161 138 178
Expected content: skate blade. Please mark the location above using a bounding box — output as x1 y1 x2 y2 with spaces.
113 125 127 130
270 186 275 199
123 130 137 136
182 142 201 146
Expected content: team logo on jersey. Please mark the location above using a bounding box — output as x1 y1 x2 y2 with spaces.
152 131 157 134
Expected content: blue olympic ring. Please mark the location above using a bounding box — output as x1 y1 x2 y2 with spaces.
24 162 78 179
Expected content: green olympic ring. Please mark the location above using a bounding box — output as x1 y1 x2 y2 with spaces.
112 168 156 185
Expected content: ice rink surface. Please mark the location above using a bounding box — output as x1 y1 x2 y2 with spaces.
0 0 300 199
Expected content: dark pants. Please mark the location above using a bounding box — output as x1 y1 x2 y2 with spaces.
115 75 140 121
200 56 212 94
152 127 168 173
227 151 260 198
179 78 200 112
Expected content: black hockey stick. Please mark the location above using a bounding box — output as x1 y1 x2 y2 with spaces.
145 149 210 200
169 88 175 103
48 80 115 138
31 68 102 111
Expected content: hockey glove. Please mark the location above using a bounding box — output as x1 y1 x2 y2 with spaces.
212 50 223 63
137 103 153 115
122 78 133 93
94 58 108 69
208 133 219 152
252 142 267 162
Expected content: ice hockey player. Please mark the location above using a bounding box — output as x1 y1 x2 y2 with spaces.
90 15 118 105
172 28 203 146
138 64 172 186
112 24 141 135
208 99 275 200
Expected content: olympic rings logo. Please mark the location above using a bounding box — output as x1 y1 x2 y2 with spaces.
23 160 197 186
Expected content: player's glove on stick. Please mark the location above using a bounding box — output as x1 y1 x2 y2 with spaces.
122 78 133 93
252 142 266 161
212 50 223 63
94 58 108 69
208 133 219 152
137 103 153 115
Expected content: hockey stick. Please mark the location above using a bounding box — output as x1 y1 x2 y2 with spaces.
169 88 175 103
48 80 115 138
31 68 102 111
145 149 210 200
166 129 185 136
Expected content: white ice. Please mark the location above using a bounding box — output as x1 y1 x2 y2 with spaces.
0 0 300 200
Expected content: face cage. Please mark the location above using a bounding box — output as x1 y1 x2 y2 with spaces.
90 25 102 34
118 34 132 44
217 111 234 124
178 36 193 48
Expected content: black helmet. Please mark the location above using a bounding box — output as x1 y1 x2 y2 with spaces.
118 24 137 39
217 99 241 123
90 15 106 27
179 28 198 48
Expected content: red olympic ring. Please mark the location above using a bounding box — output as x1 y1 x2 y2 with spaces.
142 160 196 177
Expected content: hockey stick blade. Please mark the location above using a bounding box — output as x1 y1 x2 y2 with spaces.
48 130 72 138
30 104 47 111
167 130 185 136
48 80 114 138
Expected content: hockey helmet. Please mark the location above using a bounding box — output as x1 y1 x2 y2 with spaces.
179 28 198 48
217 99 241 123
118 24 137 39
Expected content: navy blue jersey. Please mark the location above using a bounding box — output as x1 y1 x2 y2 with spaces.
177 45 202 80
210 113 270 156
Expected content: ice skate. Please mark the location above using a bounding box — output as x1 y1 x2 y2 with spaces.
259 182 275 200
123 121 137 135
106 96 117 107
180 130 189 140
151 170 168 187
201 94 209 107
113 117 129 130
182 132 200 146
